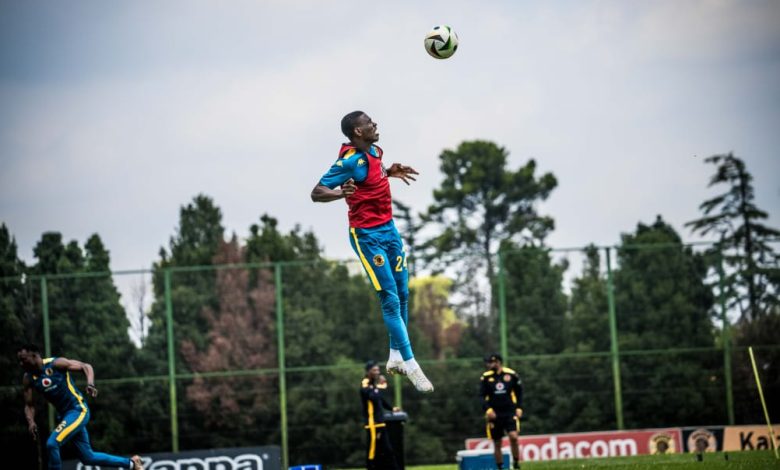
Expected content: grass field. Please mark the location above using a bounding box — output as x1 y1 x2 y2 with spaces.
406 451 780 469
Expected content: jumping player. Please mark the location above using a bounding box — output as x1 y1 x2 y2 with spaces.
17 344 144 470
311 111 433 392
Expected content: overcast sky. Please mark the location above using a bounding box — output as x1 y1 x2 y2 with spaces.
2 0 779 277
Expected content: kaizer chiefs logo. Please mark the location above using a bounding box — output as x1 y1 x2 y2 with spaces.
649 432 676 454
42 378 52 388
688 429 717 453
373 255 385 267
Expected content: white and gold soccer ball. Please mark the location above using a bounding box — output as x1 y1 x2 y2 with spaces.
424 25 458 59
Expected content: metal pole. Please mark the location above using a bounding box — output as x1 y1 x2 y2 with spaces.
40 277 54 431
605 248 624 430
164 269 179 452
394 374 402 409
274 264 289 469
718 253 735 425
497 251 508 362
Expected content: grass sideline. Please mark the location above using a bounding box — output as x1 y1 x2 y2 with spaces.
403 451 780 469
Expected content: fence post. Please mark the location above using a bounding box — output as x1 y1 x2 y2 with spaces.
275 264 289 469
497 250 508 362
40 276 54 431
164 269 179 452
605 248 624 430
717 252 735 425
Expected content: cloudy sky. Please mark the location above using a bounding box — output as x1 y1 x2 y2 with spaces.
2 0 779 277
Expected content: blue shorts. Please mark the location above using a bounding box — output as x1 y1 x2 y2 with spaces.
349 220 408 293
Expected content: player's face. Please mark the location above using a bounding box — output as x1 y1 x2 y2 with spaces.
485 359 500 372
355 114 379 142
17 350 38 370
367 365 381 380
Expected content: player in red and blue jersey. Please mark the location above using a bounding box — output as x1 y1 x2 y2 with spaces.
311 111 433 392
17 344 144 470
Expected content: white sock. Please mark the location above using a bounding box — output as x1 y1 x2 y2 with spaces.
403 357 420 371
389 349 403 362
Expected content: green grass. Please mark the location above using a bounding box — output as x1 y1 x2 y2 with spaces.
407 450 780 469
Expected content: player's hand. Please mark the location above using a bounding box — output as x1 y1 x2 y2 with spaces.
386 163 419 185
392 406 402 412
341 179 357 197
516 407 523 418
28 421 38 440
86 384 98 398
485 409 496 421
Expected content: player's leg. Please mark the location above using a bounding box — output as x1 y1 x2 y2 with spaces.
385 230 410 375
376 428 400 470
508 417 521 469
46 408 88 469
350 228 412 358
71 426 136 469
351 227 432 391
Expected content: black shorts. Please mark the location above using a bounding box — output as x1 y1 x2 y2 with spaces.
486 414 520 440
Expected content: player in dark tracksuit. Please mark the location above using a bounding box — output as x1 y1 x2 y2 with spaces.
361 361 399 470
480 353 523 470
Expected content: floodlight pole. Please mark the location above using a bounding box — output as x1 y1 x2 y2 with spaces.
498 251 508 363
275 264 289 469
605 248 624 430
717 253 735 425
40 277 55 431
163 269 180 452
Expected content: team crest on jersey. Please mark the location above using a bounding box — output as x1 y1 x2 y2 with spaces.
42 378 52 388
504 374 511 382
373 255 385 267
45 368 54 376
358 158 366 166
495 382 505 391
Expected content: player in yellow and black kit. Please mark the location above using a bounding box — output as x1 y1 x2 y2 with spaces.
480 353 523 470
360 361 399 470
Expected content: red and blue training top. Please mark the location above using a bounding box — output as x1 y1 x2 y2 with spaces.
319 144 392 229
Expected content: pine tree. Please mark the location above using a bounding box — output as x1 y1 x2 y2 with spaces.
686 153 780 320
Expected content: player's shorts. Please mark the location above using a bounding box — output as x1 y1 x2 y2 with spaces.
486 414 520 439
349 220 408 293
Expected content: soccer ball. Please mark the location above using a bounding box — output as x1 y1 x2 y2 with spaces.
424 25 458 59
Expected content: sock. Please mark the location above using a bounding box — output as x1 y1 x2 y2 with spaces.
403 357 420 371
388 349 402 363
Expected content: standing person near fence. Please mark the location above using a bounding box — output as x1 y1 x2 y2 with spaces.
361 361 400 470
311 110 433 392
17 344 144 470
480 353 523 469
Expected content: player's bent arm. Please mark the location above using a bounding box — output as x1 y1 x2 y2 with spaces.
22 375 36 428
54 357 96 389
311 184 345 202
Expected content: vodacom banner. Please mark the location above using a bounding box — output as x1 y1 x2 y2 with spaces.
466 428 682 462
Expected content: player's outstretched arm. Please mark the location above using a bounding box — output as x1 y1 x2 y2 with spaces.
311 180 356 203
22 375 37 439
54 357 98 397
386 164 419 185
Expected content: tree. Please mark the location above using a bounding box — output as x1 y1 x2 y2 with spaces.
686 153 780 320
423 140 557 315
408 276 463 359
392 199 424 277
180 237 277 447
0 224 39 468
614 217 721 427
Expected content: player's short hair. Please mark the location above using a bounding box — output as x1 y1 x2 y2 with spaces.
341 110 366 139
17 343 41 354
